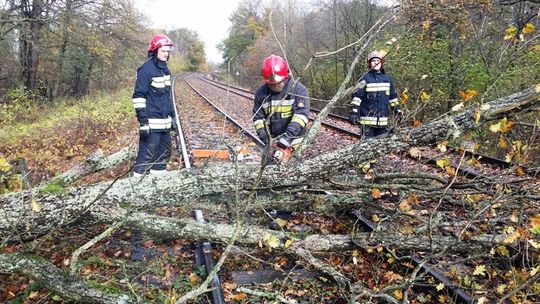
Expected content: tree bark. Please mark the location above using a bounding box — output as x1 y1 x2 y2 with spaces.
0 85 539 238
0 253 134 303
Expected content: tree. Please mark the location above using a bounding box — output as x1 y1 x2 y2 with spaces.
167 28 207 71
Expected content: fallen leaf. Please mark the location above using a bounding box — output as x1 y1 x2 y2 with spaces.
394 289 403 300
30 198 42 213
473 264 487 276
451 102 464 112
420 91 430 102
284 239 293 248
371 188 382 199
233 293 247 301
265 234 280 248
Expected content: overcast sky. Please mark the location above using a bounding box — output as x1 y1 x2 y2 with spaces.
135 0 242 63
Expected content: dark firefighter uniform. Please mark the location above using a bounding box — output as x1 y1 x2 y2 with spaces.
132 57 174 175
252 78 310 149
350 69 400 138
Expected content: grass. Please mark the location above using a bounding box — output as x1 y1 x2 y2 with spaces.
0 89 133 146
0 88 136 183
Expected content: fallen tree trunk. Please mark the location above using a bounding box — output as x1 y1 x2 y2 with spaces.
0 253 134 304
48 147 136 185
0 85 538 238
97 210 508 252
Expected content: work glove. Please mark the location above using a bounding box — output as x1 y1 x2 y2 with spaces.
139 124 150 140
276 134 292 148
349 113 358 125
256 129 269 145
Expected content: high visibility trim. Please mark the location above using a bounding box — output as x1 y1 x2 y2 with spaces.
264 105 293 114
148 117 172 129
149 169 167 175
359 116 388 126
389 98 398 107
151 75 171 88
254 119 265 130
133 98 146 109
262 99 295 107
350 97 362 106
291 114 309 127
365 82 390 93
291 137 303 149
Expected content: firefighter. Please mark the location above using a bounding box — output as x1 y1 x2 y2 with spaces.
132 34 176 177
252 54 310 165
349 50 403 138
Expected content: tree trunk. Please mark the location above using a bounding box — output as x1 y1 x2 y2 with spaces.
0 253 134 303
25 0 43 91
0 85 538 238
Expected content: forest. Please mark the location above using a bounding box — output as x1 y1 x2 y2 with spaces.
0 0 539 303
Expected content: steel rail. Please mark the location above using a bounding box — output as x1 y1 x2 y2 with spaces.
352 210 475 304
171 74 192 169
184 77 265 147
195 75 362 139
200 75 536 177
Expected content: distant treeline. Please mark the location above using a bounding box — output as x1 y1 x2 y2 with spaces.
0 0 206 101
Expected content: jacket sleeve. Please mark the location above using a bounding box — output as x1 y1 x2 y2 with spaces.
132 67 150 125
286 84 310 137
350 78 366 114
388 77 399 110
252 92 267 134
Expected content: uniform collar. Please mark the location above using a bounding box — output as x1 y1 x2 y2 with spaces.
151 56 168 69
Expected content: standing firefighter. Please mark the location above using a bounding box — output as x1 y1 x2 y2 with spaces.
349 50 403 138
132 34 176 177
253 54 310 164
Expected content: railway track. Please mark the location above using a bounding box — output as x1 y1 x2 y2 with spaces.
198 74 537 180
173 73 538 303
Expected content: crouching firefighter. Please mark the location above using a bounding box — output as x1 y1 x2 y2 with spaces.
252 54 310 165
349 50 403 138
132 34 177 177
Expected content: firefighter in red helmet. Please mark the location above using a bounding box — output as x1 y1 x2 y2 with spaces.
349 50 403 138
132 34 176 177
253 54 310 165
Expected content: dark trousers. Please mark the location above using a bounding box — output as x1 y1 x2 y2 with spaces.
134 131 171 174
361 125 388 138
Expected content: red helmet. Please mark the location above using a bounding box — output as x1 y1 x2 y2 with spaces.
367 50 384 68
148 34 174 52
261 54 288 84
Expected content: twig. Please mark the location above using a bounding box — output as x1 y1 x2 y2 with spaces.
70 219 125 275
237 286 298 304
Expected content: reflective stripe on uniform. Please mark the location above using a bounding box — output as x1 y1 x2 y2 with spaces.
148 117 172 129
359 116 388 126
291 114 309 127
291 137 304 149
254 119 265 130
163 75 171 86
365 82 390 94
265 105 293 114
133 97 146 109
350 97 361 106
151 76 170 88
389 98 398 107
150 169 167 175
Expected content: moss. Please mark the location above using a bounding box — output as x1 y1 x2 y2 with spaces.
39 178 68 195
87 280 125 295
